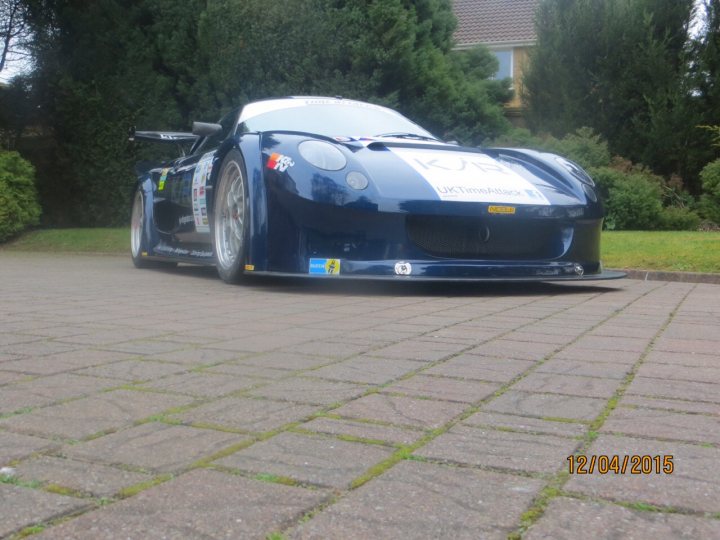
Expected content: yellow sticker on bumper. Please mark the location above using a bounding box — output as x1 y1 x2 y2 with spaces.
488 205 516 215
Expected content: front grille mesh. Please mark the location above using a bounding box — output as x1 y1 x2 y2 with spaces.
406 215 563 260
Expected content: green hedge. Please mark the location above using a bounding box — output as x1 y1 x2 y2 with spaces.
699 159 720 224
0 151 41 242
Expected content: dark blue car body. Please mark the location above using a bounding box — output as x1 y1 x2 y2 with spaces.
130 97 624 283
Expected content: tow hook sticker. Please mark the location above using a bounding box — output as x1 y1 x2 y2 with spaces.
309 258 341 275
394 261 412 275
267 153 295 172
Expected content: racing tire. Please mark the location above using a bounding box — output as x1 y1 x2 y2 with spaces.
212 149 249 283
130 187 177 270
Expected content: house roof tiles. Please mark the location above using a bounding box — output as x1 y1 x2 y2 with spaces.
453 0 540 47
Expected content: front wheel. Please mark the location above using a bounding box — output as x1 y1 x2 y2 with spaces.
212 150 249 283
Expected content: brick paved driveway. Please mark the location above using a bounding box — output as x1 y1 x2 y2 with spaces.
1 252 719 539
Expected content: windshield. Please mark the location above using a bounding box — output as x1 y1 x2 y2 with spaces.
239 99 437 140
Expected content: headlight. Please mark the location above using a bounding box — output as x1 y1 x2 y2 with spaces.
555 156 595 186
298 140 347 171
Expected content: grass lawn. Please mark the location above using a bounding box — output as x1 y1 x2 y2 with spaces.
2 228 719 274
601 231 720 273
2 228 128 253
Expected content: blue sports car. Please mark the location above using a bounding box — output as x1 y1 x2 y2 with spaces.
129 97 624 283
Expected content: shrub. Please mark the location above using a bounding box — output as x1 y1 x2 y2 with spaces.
589 166 663 230
658 206 701 230
698 159 720 224
487 127 611 170
551 127 611 169
606 173 663 230
0 151 41 242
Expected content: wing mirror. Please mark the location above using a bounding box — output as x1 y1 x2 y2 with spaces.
192 121 223 137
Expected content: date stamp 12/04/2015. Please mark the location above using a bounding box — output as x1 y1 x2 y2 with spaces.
567 454 674 475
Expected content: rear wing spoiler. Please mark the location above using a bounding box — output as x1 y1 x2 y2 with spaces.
128 127 198 144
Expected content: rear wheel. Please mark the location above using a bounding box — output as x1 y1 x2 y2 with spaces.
130 188 150 268
212 150 249 283
130 187 176 269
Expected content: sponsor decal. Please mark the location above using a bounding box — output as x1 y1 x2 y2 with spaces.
394 261 412 276
488 205 516 215
267 153 295 172
309 258 341 275
158 168 170 191
192 152 214 233
244 264 255 271
141 251 148 257
390 148 551 205
178 215 194 226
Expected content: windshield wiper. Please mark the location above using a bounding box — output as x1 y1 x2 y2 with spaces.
373 132 438 142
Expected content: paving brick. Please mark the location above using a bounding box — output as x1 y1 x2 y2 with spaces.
535 358 631 379
635 363 720 384
626 377 720 404
0 431 59 465
643 350 719 368
484 390 607 421
0 483 90 538
553 347 641 365
525 497 720 540
0 350 135 376
572 335 650 353
74 359 187 382
144 347 245 366
248 377 366 405
204 362 291 379
216 432 392 488
0 390 194 440
620 395 720 415
101 340 188 355
566 434 720 513
0 371 26 385
463 412 587 438
65 423 245 473
333 394 466 429
424 354 534 383
173 397 317 433
280 340 375 359
0 373 120 414
239 352 336 371
652 337 719 355
382 374 498 403
141 371 262 397
416 424 578 474
299 417 424 446
35 469 327 540
291 460 543 539
512 372 620 399
602 407 720 444
14 455 151 497
1 341 78 358
366 341 465 362
467 339 559 361
310 357 420 385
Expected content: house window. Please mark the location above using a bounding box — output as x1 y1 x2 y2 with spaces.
492 49 513 80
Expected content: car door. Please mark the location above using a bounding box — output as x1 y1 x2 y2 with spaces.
152 109 239 244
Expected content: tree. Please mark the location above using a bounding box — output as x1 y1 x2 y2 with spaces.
21 0 511 225
0 0 30 74
524 0 700 188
